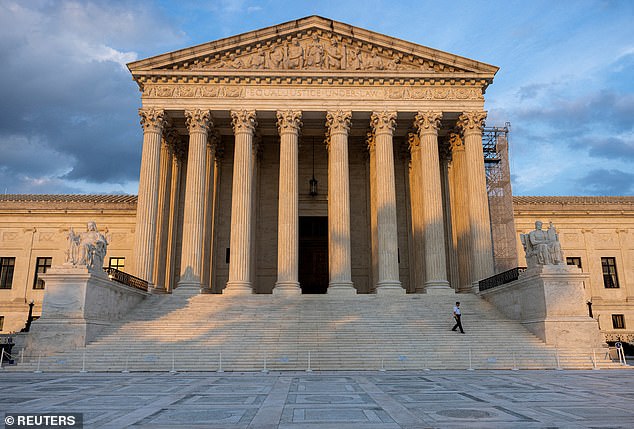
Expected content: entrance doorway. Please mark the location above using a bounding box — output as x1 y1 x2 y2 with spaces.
299 216 328 294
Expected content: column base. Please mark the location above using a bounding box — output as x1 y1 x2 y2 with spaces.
375 281 405 296
273 281 302 295
173 281 201 296
327 282 357 295
224 281 253 295
424 280 454 295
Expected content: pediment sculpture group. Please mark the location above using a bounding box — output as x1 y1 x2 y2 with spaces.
521 221 564 268
192 35 422 72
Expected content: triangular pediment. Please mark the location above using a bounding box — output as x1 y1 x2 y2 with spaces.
128 16 498 79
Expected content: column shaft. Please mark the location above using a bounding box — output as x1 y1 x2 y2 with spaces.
225 110 257 294
176 109 212 293
325 111 355 294
368 134 379 291
165 147 184 292
152 135 174 292
407 133 425 293
371 111 403 294
274 111 302 294
201 138 217 292
449 133 473 291
459 111 495 287
133 108 165 284
415 112 452 293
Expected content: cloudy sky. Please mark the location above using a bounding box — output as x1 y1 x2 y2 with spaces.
0 0 632 196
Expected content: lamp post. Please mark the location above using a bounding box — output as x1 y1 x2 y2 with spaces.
23 300 34 332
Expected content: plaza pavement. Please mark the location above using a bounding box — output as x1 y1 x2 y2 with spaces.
1 370 633 428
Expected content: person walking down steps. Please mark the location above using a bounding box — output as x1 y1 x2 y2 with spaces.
452 301 465 334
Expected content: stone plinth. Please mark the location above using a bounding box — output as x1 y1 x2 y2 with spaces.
25 266 148 355
480 265 604 348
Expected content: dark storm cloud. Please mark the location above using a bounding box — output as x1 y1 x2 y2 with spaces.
0 1 183 194
578 169 634 195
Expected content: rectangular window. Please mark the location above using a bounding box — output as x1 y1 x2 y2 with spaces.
33 257 52 289
108 257 125 271
612 314 625 329
0 257 15 289
601 257 619 288
0 316 4 331
566 257 582 270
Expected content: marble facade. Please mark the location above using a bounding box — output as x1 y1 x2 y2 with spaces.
127 16 497 296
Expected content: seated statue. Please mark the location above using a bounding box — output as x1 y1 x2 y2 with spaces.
66 221 108 271
520 221 564 268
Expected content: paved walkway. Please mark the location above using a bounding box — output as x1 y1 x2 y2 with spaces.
1 370 633 428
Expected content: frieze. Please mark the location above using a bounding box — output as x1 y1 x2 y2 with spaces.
143 84 482 101
178 32 465 73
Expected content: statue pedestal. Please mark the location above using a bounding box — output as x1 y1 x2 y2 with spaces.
481 265 604 348
25 265 148 355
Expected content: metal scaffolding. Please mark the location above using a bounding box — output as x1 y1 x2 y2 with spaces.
483 123 518 273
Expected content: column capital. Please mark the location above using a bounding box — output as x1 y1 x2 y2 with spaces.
185 109 213 134
139 107 166 133
231 110 257 134
326 110 352 135
276 110 303 135
448 132 465 153
366 131 376 153
414 111 443 135
457 111 487 136
370 111 397 135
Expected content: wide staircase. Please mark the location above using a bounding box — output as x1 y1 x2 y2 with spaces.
14 293 623 371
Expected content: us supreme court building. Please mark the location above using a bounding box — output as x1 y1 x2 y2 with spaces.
128 15 499 296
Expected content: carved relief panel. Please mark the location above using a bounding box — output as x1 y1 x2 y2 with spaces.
178 30 468 73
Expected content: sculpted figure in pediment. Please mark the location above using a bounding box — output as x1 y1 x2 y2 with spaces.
346 46 362 70
268 45 286 69
215 53 245 69
364 51 385 70
287 39 304 69
249 51 266 69
304 35 324 68
324 39 343 70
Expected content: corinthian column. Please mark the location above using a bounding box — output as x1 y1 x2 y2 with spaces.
449 133 472 292
133 107 166 285
325 110 355 294
152 130 176 293
176 109 212 294
274 110 302 295
225 110 257 294
458 111 494 288
407 133 425 293
370 111 403 294
414 111 452 294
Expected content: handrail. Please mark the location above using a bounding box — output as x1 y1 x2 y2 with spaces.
479 267 527 292
103 267 149 292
